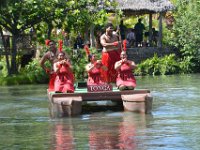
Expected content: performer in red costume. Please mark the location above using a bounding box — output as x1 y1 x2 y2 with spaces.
85 54 107 86
54 51 75 93
100 23 121 83
40 40 69 92
115 51 137 91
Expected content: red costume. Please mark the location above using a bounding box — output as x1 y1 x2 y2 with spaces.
54 63 75 93
116 62 136 88
87 63 105 86
48 73 56 92
101 50 121 83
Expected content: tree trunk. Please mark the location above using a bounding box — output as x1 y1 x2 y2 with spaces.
90 24 95 47
47 24 53 39
158 13 163 48
10 34 18 74
149 13 153 46
0 27 11 75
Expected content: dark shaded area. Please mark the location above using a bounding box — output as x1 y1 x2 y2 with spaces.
82 101 124 114
21 50 35 68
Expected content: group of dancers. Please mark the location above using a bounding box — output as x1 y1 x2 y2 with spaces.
40 23 137 93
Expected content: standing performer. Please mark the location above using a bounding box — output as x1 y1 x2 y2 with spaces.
40 40 59 91
100 23 121 83
115 51 137 91
40 40 69 91
54 51 75 93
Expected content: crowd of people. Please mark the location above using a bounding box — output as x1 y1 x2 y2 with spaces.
40 23 138 93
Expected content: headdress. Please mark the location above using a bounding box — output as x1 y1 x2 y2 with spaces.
123 39 127 51
58 40 63 52
45 39 50 46
84 43 90 56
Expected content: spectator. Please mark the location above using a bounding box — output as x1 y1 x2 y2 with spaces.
152 28 159 46
134 18 145 47
126 28 136 48
74 33 84 49
119 20 126 40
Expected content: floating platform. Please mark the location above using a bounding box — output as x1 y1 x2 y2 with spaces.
47 87 153 117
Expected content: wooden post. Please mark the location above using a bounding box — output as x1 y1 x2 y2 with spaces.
149 13 153 46
90 24 95 47
158 12 163 48
121 93 152 113
61 100 82 116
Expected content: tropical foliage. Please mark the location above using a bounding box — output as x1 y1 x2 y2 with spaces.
168 0 200 72
135 54 179 76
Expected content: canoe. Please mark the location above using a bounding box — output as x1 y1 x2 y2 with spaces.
47 86 153 117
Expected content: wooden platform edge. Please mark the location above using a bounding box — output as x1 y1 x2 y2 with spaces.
47 89 153 117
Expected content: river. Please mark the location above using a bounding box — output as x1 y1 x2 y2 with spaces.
0 74 200 150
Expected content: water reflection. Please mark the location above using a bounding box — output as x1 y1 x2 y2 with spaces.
88 116 120 149
117 113 145 150
51 120 76 150
51 112 149 150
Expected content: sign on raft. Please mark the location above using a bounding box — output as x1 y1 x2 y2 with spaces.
87 84 113 92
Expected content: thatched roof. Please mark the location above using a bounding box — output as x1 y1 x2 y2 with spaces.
113 0 174 15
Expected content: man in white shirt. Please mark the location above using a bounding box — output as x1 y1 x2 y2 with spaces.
126 28 136 48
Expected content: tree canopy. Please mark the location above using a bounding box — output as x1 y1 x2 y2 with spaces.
0 0 112 75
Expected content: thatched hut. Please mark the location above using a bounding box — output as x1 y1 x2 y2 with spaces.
112 0 174 48
114 0 174 15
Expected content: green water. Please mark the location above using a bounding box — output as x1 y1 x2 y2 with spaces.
0 74 200 150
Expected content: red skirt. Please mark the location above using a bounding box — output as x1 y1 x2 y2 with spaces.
101 50 121 83
54 72 75 93
48 73 56 92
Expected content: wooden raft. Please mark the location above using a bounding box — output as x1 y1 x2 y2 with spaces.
47 89 153 117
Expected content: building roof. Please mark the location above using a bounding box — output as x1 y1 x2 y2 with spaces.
112 0 174 15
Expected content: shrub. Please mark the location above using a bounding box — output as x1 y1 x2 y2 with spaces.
135 54 180 76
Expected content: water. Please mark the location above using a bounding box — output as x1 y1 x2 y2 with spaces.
0 74 200 150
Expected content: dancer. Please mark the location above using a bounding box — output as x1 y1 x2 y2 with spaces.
54 51 75 93
86 54 107 86
115 51 137 91
100 23 121 83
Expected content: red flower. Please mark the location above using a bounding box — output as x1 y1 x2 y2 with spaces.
45 39 50 46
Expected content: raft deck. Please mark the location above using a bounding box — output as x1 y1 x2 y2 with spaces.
48 87 153 117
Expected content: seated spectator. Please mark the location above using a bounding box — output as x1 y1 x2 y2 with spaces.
126 28 136 48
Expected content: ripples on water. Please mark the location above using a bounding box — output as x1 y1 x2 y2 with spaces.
0 74 200 149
